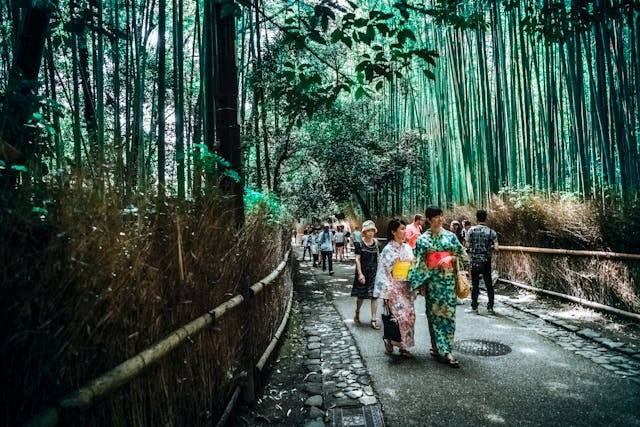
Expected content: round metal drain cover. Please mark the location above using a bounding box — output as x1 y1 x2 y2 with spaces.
453 339 511 356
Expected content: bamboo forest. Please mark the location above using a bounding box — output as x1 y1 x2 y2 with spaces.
1 0 640 426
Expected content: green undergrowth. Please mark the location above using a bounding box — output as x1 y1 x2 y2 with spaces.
244 186 289 224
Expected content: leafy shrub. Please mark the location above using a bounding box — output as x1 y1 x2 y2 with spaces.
244 186 289 224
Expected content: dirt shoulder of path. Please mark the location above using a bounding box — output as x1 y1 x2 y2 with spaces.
231 272 309 426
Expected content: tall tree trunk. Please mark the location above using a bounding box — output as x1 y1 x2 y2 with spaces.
173 0 185 198
113 0 123 197
248 7 262 189
490 0 508 188
71 34 83 179
545 43 557 193
46 37 63 174
78 24 98 175
203 0 244 224
255 0 270 190
157 0 167 198
593 12 615 187
565 19 591 197
0 0 52 170
95 0 105 193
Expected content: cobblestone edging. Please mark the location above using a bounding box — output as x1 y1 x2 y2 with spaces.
298 267 385 427
495 295 640 384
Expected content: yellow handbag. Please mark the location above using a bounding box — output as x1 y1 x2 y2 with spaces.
392 260 412 280
455 259 470 299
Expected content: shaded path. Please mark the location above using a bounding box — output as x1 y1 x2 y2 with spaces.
315 256 640 427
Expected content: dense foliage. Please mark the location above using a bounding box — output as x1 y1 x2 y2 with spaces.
2 1 639 221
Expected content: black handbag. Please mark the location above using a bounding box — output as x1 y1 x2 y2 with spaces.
381 301 401 342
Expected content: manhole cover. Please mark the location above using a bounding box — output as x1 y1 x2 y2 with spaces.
330 404 385 427
453 339 511 356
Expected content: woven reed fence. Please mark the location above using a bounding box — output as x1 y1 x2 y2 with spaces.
25 250 293 427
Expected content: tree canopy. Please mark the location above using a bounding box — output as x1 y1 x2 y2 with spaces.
1 0 639 220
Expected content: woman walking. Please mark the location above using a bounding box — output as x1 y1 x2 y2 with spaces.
450 220 464 244
301 229 313 261
334 225 346 261
310 228 320 268
352 220 381 329
409 206 467 368
375 218 416 357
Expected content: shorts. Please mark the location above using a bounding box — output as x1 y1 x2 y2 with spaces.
336 242 345 247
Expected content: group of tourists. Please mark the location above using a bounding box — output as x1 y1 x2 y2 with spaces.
300 224 361 274
340 207 498 368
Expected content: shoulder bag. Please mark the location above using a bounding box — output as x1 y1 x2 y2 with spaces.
381 301 401 342
455 258 470 299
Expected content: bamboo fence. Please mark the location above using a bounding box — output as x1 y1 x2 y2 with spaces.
26 249 292 427
496 245 640 319
497 245 640 261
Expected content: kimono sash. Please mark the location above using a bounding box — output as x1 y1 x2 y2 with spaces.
391 260 412 280
426 251 453 270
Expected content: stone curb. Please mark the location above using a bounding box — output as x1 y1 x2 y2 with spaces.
496 295 640 383
298 263 385 426
497 296 640 356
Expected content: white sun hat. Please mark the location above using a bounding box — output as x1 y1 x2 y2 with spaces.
361 220 377 233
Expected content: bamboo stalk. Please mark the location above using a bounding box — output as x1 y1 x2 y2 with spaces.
176 217 185 282
61 313 214 408
215 385 242 427
497 245 640 261
26 250 291 426
212 295 245 319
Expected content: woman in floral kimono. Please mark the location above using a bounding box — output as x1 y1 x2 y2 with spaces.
409 206 467 368
375 219 416 357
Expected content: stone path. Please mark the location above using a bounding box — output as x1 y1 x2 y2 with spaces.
298 260 385 427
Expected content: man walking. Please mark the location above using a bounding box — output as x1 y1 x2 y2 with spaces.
319 225 334 275
405 214 425 249
465 210 499 314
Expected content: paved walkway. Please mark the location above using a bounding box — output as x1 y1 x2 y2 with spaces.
309 254 640 427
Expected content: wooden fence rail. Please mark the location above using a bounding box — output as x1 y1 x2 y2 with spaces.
497 278 640 322
497 245 640 261
495 245 640 319
26 249 292 427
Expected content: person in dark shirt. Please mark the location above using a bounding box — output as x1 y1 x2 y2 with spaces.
465 210 499 314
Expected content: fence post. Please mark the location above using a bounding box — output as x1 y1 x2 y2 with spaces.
241 280 256 404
